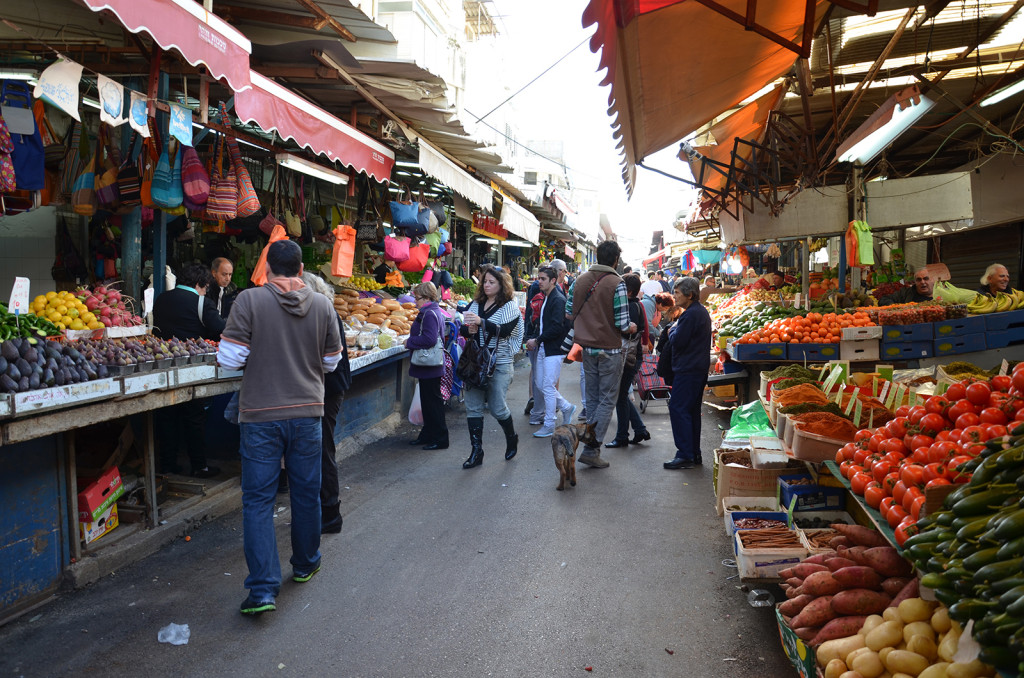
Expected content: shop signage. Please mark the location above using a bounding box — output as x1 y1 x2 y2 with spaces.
8 277 30 315
471 213 507 240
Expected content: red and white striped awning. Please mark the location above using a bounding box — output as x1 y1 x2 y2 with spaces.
82 0 253 92
235 71 395 183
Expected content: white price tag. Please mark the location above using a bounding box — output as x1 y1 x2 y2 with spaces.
8 277 30 315
854 399 864 427
1000 359 1010 377
879 380 891 404
144 288 154 316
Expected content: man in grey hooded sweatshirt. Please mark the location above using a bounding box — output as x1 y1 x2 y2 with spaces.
218 240 342 615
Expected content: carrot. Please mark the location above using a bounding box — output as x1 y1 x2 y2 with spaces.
888 578 919 607
831 588 891 616
811 616 869 645
778 594 816 617
792 562 830 578
830 523 889 548
831 566 883 590
881 577 913 597
824 557 859 572
861 546 912 578
796 570 843 597
791 595 837 629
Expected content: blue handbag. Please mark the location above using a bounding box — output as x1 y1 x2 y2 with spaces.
1 81 45 190
150 137 182 209
438 227 449 244
389 185 431 236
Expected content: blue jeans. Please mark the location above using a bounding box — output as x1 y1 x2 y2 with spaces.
464 362 513 420
241 417 322 601
669 372 708 461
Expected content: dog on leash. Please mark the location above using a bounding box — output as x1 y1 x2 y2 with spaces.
552 422 593 491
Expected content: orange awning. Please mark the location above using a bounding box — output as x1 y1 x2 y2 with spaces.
683 83 787 196
582 0 826 194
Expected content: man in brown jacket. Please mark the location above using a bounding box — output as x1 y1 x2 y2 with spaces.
561 241 635 468
218 240 342 615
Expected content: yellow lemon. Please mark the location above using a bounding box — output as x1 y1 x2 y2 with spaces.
45 291 57 300
33 295 46 306
69 319 85 331
87 320 103 330
48 310 62 322
55 304 67 315
82 312 95 324
60 315 72 326
56 322 66 330
68 308 79 318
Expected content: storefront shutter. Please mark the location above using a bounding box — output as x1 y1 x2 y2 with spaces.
939 223 1022 290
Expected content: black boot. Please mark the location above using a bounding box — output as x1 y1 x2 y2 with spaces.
498 416 519 460
463 417 484 469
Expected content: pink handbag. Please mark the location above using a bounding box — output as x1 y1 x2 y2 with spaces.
384 234 410 262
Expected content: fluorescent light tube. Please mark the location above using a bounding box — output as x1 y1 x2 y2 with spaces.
276 153 348 185
981 79 1024 107
836 87 935 164
82 96 101 109
0 69 37 81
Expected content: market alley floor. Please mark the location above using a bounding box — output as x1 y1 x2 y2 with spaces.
1 363 793 678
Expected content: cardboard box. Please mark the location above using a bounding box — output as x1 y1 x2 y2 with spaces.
714 449 800 515
78 466 124 522
80 503 118 545
776 606 817 678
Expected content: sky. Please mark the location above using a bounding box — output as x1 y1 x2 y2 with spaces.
469 0 700 265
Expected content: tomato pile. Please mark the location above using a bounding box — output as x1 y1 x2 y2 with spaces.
835 368 1024 546
733 311 875 345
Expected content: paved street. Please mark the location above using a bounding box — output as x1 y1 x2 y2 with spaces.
1 363 793 677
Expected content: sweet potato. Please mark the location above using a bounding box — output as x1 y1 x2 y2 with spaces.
778 594 816 617
796 570 844 596
779 567 796 579
881 577 913 597
861 546 913 578
785 577 805 589
836 545 868 565
829 535 852 549
811 616 869 645
785 586 801 599
825 557 859 572
792 562 830 578
830 523 889 548
832 566 883 590
831 588 892 615
804 553 832 565
791 595 837 629
793 626 820 642
888 578 919 608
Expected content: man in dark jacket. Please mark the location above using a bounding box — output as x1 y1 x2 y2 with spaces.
879 267 933 305
152 263 225 478
207 257 237 319
525 266 576 437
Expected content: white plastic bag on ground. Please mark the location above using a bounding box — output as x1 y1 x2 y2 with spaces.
157 622 190 645
408 382 423 426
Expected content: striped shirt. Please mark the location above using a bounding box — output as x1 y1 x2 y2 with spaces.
463 298 523 364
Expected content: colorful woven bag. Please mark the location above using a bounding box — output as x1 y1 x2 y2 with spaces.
205 135 237 221
180 146 210 211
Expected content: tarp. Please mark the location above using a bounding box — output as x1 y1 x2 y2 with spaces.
582 0 826 194
419 139 492 208
235 71 395 183
82 0 252 93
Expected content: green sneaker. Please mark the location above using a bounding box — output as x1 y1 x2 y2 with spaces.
240 595 276 615
292 564 321 583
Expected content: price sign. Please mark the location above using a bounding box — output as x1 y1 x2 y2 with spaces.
895 384 908 409
845 391 858 415
8 277 30 315
879 380 891 404
854 399 864 427
1000 359 1010 377
143 288 154 316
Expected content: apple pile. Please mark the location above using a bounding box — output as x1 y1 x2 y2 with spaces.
75 285 146 328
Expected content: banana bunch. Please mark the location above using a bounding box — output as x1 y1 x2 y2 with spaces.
967 289 1024 314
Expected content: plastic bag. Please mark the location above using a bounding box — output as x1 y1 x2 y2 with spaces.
408 382 423 426
723 400 775 442
932 280 979 304
332 224 356 277
250 223 289 286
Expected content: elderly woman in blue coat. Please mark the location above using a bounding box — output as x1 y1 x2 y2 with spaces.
663 277 713 470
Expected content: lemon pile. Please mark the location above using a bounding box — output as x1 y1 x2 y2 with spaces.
31 291 103 331
348 275 384 291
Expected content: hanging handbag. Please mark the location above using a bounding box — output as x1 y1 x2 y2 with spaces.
34 100 64 171
150 130 183 209
259 163 284 235
71 134 98 216
410 310 445 367
116 132 141 209
205 133 237 220
1 81 45 191
180 145 210 210
354 177 384 241
139 123 159 208
418 189 439 233
282 172 301 237
0 112 16 192
398 242 430 273
58 121 83 200
94 126 121 207
219 102 260 217
331 224 356 278
389 185 430 235
307 180 327 235
384 234 411 262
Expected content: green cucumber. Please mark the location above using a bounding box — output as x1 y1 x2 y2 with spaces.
994 508 1024 541
1006 593 1024 617
998 535 1024 560
952 485 1019 517
949 599 999 623
920 571 952 590
957 515 995 541
989 575 1024 595
998 584 1024 609
902 530 944 549
964 546 1004 570
973 557 1024 585
932 586 960 607
979 645 1019 670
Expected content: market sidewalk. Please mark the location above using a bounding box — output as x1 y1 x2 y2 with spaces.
1 360 793 678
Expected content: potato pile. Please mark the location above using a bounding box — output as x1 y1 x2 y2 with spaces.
816 597 996 678
333 289 417 334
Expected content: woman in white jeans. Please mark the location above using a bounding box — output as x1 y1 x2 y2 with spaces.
459 266 524 469
525 266 576 437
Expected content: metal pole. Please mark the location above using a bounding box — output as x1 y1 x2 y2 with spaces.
121 207 142 304
802 237 811 311
153 71 169 295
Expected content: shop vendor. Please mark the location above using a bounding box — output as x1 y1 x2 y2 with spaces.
879 267 933 305
977 263 1017 297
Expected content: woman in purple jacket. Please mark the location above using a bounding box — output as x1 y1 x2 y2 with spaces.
406 282 449 450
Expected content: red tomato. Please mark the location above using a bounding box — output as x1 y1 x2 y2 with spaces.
839 442 858 462
908 406 927 425
894 405 911 418
963 442 987 458
1000 395 1024 416
880 497 896 516
883 471 900 494
947 400 978 423
868 434 886 453
991 375 1013 392
895 516 919 546
980 407 1009 425
925 395 951 416
910 494 927 521
928 441 958 464
960 425 990 444
864 482 886 509
880 438 907 457
924 462 947 483
935 431 954 442
885 417 910 440
839 460 857 478
851 471 873 495
900 464 926 488
893 480 909 506
967 382 992 406
854 429 874 444
985 424 1008 439
887 504 910 528
945 382 967 401
854 448 869 465
910 434 935 451
919 413 948 437
926 477 952 490
903 486 925 513
872 461 894 484
1013 370 1024 394
955 412 981 429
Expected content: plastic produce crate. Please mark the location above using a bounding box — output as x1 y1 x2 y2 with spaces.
726 510 789 538
880 323 933 342
933 316 987 337
879 341 932 359
984 309 1024 331
730 342 788 361
778 474 846 511
787 343 839 361
932 333 986 357
986 326 1024 349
